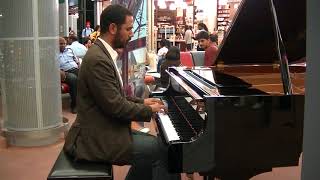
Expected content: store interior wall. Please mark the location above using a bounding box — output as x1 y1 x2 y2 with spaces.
195 0 218 33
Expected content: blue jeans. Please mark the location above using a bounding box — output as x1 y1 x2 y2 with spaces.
125 131 180 180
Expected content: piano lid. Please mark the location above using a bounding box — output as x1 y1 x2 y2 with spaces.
216 0 306 65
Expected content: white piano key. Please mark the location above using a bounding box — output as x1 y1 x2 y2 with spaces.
158 113 180 143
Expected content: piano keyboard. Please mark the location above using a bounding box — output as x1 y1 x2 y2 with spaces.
158 113 180 142
156 96 205 143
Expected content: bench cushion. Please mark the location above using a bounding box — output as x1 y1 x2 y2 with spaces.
47 150 113 180
61 83 70 94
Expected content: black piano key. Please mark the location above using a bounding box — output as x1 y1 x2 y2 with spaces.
158 96 205 142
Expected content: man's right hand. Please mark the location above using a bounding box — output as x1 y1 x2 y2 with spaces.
149 103 166 113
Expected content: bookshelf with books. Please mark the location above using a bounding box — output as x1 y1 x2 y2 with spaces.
217 4 230 33
157 25 175 41
154 6 187 50
217 0 242 41
155 8 176 49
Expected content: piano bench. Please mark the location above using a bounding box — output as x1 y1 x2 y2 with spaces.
47 150 113 180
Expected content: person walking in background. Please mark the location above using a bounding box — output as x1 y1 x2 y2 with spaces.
81 21 94 39
184 25 193 51
196 31 218 66
63 5 180 180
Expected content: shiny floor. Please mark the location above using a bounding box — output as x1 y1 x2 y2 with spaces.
0 95 301 180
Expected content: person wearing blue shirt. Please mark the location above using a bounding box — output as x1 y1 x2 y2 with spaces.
82 22 94 38
67 35 88 59
59 37 79 114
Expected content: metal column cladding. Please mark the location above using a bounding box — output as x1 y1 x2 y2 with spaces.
0 0 66 146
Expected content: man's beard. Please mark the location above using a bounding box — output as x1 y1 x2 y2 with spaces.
114 32 131 49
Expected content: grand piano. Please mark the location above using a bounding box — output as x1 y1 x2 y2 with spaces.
152 0 305 179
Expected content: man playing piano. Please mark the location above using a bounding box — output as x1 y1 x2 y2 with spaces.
63 4 180 180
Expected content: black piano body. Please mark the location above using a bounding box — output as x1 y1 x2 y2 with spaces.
152 0 306 179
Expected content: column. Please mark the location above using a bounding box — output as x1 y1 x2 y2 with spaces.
59 0 69 37
302 0 320 179
94 1 102 26
147 0 155 52
0 0 66 146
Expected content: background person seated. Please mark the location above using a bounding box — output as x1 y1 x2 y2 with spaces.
89 25 101 43
160 46 181 88
209 32 219 46
195 22 209 51
83 37 93 49
196 31 219 66
67 35 88 59
58 37 79 114
157 39 170 73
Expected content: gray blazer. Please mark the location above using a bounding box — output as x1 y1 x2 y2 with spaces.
64 39 152 165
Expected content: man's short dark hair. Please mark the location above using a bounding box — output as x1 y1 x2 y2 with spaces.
166 46 180 61
68 35 78 42
209 33 218 43
83 37 91 44
100 4 133 34
196 31 209 40
160 39 167 47
94 25 100 32
160 39 171 48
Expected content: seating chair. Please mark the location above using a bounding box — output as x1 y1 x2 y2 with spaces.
190 51 205 66
47 150 113 180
